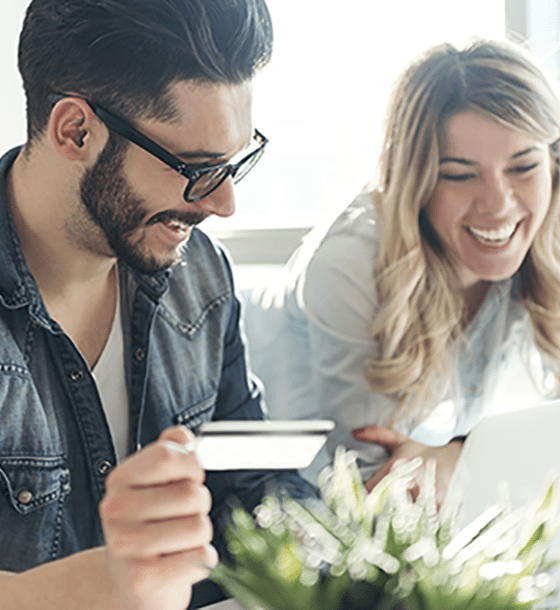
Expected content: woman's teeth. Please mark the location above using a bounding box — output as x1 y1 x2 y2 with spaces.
466 223 517 246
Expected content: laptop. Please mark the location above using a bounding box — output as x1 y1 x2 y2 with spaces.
443 399 560 607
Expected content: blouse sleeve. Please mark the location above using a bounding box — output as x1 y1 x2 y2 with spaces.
299 219 396 473
242 196 396 480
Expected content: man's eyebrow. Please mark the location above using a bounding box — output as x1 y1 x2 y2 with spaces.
439 146 542 165
175 150 226 162
173 133 254 163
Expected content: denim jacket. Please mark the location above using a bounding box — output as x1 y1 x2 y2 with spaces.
0 147 315 573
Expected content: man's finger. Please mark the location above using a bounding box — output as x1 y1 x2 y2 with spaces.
102 479 212 522
104 513 213 558
159 425 196 445
118 544 219 591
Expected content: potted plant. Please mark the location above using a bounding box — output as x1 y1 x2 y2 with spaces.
212 448 559 609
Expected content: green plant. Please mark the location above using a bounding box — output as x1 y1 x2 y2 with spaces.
212 448 559 609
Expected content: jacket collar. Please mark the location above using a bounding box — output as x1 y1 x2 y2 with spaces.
0 147 48 320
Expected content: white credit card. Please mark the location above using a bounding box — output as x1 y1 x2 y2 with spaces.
190 420 335 471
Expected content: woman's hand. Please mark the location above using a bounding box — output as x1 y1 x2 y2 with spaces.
99 426 218 610
352 425 464 509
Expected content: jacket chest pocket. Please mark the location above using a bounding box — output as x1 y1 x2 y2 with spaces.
175 394 217 433
0 456 70 571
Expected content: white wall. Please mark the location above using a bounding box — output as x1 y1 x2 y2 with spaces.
0 0 28 150
0 0 507 192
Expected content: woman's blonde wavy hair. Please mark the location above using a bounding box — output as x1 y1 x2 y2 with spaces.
365 39 560 424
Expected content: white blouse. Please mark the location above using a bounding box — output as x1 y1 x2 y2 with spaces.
242 191 555 483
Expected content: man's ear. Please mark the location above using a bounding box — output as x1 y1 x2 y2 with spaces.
48 97 107 161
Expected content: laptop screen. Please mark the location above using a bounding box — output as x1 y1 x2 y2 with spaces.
443 399 560 607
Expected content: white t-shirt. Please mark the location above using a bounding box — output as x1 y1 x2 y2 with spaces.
92 276 129 462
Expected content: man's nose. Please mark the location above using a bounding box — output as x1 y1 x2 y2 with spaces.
194 178 236 218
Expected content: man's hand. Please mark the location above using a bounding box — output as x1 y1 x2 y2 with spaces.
352 425 464 509
99 426 218 610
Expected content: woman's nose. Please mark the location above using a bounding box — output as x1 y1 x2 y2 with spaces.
474 173 516 215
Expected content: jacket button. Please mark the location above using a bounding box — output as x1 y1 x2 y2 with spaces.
18 490 33 504
70 370 84 381
97 460 112 475
135 348 145 361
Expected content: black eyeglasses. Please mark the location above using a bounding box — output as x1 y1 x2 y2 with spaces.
48 93 268 203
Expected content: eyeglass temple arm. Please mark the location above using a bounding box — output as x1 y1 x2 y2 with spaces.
48 93 185 172
48 93 267 171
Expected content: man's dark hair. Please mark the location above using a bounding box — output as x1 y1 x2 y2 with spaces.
18 0 273 143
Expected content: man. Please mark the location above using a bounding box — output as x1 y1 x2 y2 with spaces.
0 1 315 608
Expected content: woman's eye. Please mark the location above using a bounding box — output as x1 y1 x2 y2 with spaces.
509 162 539 174
439 173 475 182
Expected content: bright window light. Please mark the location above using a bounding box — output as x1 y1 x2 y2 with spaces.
206 0 507 232
1 1 506 233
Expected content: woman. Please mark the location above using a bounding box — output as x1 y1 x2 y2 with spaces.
242 39 560 504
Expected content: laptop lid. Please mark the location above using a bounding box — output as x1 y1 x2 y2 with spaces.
442 399 560 606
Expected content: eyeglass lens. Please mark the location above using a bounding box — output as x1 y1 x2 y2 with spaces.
188 166 231 200
234 147 266 183
187 145 266 201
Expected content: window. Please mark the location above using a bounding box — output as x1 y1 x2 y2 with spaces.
205 0 507 259
212 0 560 270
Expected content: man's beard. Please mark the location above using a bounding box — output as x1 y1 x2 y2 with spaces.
79 135 206 275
